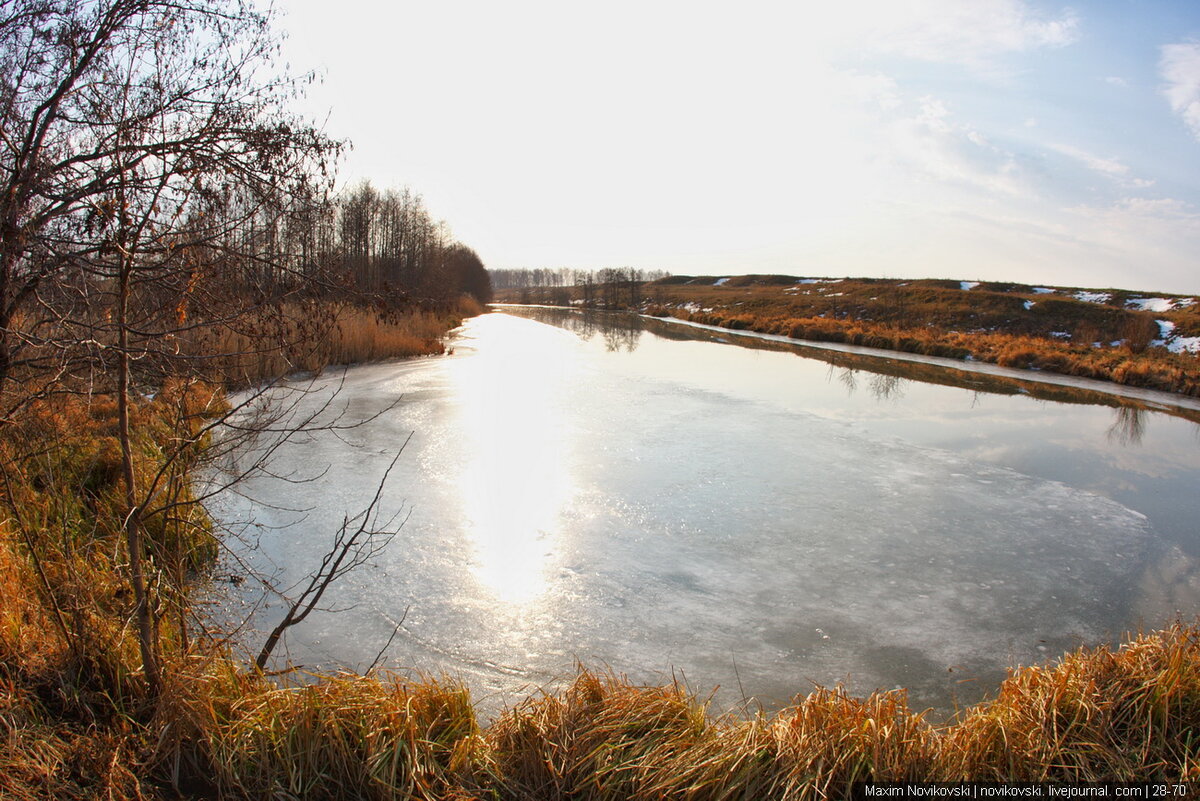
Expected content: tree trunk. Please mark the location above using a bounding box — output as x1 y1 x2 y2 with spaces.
117 255 160 696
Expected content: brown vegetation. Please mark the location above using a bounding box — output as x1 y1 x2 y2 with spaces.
184 297 481 387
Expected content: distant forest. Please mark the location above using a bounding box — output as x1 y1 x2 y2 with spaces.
489 267 670 308
324 181 492 304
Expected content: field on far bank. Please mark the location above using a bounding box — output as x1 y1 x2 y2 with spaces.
495 275 1200 396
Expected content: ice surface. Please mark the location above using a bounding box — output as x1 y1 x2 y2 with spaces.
211 312 1193 719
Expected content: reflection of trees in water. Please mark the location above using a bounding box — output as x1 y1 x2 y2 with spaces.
827 358 905 401
1108 406 1147 446
562 311 643 352
505 307 1200 433
600 313 642 352
510 307 645 352
868 373 905 401
837 366 858 395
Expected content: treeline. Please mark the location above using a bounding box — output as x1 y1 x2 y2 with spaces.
213 180 491 304
491 266 670 289
0 0 488 405
490 267 669 308
319 181 492 303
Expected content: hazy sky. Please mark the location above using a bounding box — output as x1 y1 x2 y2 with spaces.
277 1 1200 294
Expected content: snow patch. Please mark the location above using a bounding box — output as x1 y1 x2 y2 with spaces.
1032 287 1055 294
1073 291 1112 304
960 281 980 291
1150 319 1200 352
797 278 843 284
1127 297 1176 312
1023 300 1035 310
1169 337 1200 353
1050 331 1071 339
714 277 730 286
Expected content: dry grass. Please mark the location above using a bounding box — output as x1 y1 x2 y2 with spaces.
1 525 1198 801
184 297 477 386
155 664 482 800
476 674 938 800
944 624 1200 782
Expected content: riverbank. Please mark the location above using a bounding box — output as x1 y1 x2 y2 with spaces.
3 525 1198 799
2 310 1199 797
495 275 1200 397
0 295 485 798
496 304 1200 423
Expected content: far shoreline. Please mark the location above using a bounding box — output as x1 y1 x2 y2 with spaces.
491 303 1200 416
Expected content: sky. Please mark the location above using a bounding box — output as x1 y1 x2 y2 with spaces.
275 0 1200 294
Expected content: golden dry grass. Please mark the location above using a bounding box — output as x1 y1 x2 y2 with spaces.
185 298 476 386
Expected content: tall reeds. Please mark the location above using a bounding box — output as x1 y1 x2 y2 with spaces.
184 299 474 386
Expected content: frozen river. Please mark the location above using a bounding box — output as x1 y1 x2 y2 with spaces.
209 308 1200 718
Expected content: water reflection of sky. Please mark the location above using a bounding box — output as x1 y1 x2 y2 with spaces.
219 309 1200 720
451 316 578 605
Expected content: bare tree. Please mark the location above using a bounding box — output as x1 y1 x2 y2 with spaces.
0 0 347 694
0 0 340 402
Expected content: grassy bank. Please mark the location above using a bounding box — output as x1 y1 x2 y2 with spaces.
496 275 1200 397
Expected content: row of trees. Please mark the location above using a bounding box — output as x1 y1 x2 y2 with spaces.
490 267 669 291
490 267 667 308
216 180 492 311
332 181 491 303
0 0 490 403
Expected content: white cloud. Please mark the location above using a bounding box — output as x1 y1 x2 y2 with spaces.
1048 143 1129 176
844 72 903 110
1047 144 1155 189
1111 197 1200 220
1104 76 1129 88
886 96 1027 196
1160 42 1200 141
858 0 1079 68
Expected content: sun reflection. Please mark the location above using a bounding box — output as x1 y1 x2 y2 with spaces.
451 315 576 605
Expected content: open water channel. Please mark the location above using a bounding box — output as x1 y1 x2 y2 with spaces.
209 307 1200 719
